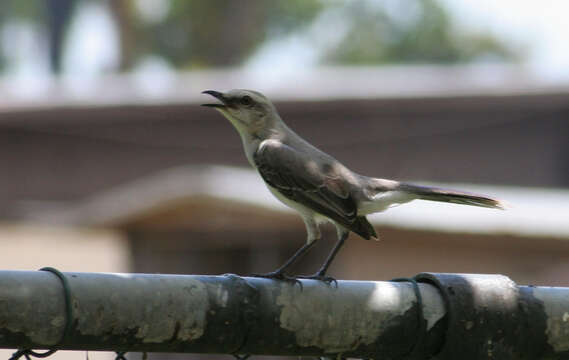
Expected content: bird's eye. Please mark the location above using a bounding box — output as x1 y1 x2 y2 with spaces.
240 95 253 106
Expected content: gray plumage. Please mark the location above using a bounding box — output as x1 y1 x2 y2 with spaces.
202 89 504 282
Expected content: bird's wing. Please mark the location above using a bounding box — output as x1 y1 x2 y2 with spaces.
254 140 376 239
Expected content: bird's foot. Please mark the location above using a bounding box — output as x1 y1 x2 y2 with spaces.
297 273 338 287
249 270 302 288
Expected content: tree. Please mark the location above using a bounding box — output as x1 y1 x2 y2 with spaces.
320 0 517 65
125 0 325 68
0 0 517 75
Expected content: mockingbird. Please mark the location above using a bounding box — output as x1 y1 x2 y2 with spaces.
202 89 504 282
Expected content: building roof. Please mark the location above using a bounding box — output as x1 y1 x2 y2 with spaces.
21 165 569 239
2 64 569 111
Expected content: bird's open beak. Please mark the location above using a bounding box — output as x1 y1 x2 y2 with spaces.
201 90 227 108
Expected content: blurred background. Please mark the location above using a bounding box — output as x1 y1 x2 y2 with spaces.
1 0 569 359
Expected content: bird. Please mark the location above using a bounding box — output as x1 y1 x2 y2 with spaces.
202 89 505 283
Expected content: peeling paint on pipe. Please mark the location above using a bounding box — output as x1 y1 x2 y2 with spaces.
532 286 569 353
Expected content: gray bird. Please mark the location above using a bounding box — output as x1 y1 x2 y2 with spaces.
202 89 504 283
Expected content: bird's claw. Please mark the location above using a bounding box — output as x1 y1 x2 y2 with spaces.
249 271 303 288
297 273 338 287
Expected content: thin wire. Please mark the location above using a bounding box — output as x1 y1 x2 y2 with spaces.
9 268 73 360
391 277 427 358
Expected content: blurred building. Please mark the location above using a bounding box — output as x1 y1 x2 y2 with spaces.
1 66 568 290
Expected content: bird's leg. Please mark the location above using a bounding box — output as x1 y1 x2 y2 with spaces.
298 229 349 286
250 240 317 282
318 229 349 276
250 217 320 284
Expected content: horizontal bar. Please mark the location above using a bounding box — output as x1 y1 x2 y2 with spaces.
0 271 567 359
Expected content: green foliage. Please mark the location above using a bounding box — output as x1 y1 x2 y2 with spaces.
321 0 517 65
130 0 516 69
0 0 517 74
0 0 44 21
0 1 46 72
132 0 324 68
263 0 326 37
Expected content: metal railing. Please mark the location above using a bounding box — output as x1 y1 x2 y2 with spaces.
0 270 567 360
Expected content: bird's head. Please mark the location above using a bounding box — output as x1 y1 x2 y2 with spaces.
202 89 278 138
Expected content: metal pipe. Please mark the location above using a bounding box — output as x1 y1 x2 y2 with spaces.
0 271 567 359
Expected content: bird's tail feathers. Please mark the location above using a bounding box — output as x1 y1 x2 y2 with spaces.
352 216 378 240
398 183 506 210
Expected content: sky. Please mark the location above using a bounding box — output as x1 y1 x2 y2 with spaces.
2 1 569 100
439 0 569 82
